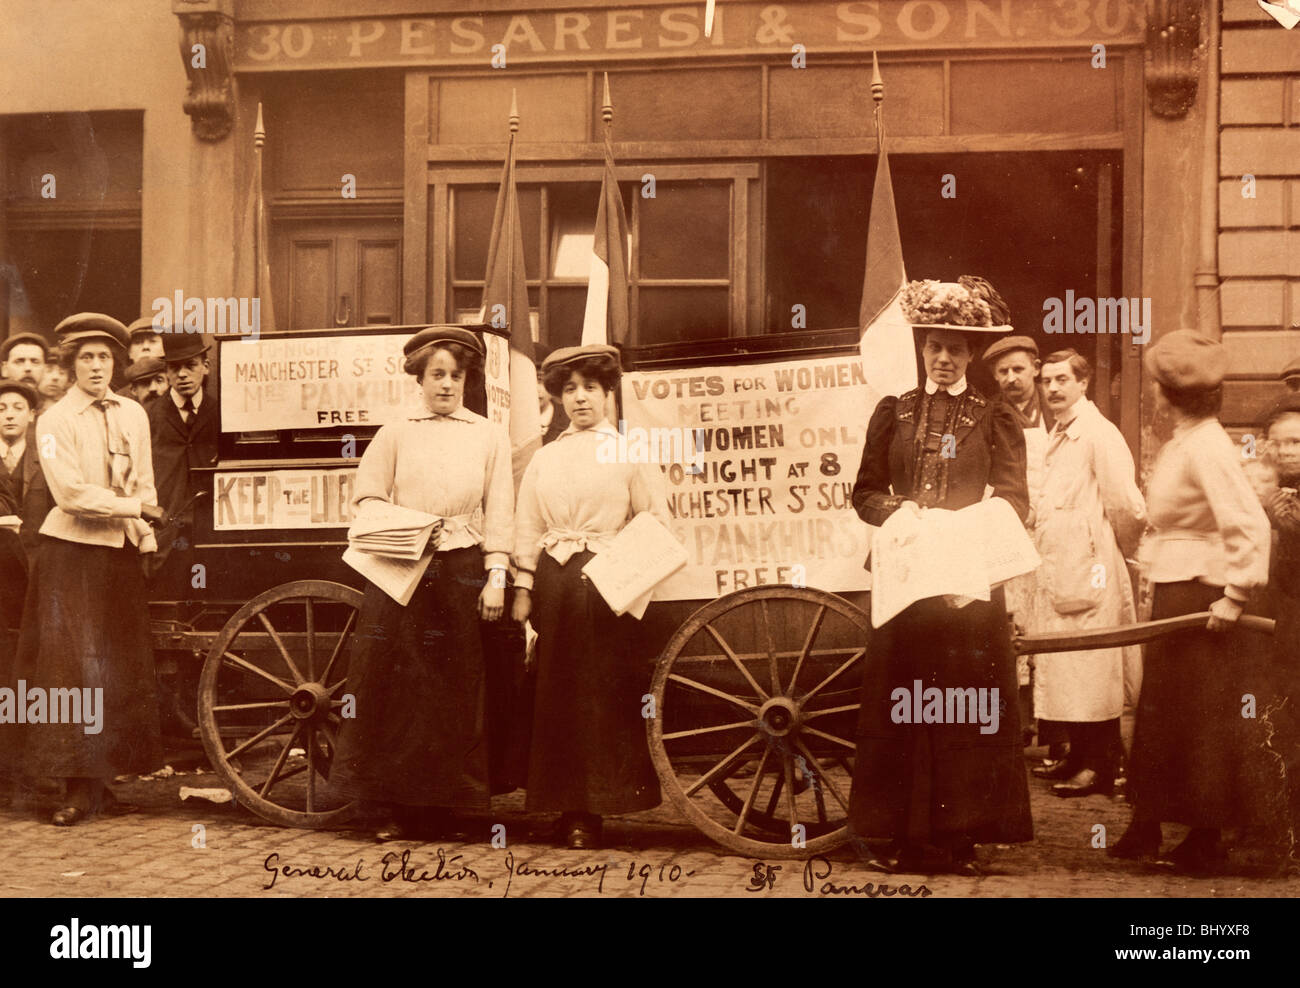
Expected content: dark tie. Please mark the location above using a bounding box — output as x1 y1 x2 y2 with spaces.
181 398 195 426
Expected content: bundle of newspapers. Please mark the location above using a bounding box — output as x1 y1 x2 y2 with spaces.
868 497 1040 628
342 501 443 605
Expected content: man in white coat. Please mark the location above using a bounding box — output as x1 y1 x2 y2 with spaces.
1033 349 1146 798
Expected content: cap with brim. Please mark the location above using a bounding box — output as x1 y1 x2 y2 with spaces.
0 332 51 361
53 313 129 352
125 356 167 383
982 334 1039 365
403 325 485 361
0 381 38 409
1143 329 1225 391
127 316 163 340
1261 392 1300 431
161 333 209 365
540 343 620 374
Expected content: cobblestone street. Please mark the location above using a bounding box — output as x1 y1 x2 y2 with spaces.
2 748 1297 899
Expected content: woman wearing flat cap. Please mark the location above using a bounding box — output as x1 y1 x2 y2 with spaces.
331 325 514 841
11 313 168 825
511 342 670 849
848 276 1033 875
1111 330 1275 872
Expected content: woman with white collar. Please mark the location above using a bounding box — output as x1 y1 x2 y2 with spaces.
331 326 514 842
512 343 669 849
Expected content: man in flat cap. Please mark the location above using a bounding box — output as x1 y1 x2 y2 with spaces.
120 356 170 408
146 332 217 581
1 333 49 395
125 317 164 365
0 380 51 568
982 334 1053 752
12 313 166 825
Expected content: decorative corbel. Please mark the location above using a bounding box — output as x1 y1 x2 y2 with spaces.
1145 0 1203 119
174 0 235 141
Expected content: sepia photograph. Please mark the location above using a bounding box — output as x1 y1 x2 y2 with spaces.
0 0 1296 961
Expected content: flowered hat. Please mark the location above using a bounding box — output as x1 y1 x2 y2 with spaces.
902 276 1013 333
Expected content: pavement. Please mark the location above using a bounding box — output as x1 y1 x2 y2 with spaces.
1 746 1298 899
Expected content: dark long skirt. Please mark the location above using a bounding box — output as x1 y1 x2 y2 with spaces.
525 551 660 815
331 547 491 809
7 536 162 780
848 591 1033 846
1129 580 1292 834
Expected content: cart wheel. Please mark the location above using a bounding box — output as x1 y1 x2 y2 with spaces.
198 580 363 829
649 585 868 859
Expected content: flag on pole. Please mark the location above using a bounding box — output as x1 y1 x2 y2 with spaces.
581 74 631 347
480 90 542 487
236 103 277 335
857 54 916 402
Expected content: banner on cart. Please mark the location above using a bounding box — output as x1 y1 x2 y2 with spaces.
622 355 877 600
213 468 358 530
219 334 424 432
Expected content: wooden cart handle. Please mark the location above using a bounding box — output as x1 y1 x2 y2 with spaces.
1013 612 1276 655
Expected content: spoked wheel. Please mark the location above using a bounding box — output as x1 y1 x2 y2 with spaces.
649 586 870 859
198 580 363 828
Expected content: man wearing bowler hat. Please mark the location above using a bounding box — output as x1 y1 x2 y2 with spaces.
12 313 167 825
146 332 218 580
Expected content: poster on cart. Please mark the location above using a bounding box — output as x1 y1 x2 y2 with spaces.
219 332 425 432
622 354 878 601
213 467 358 531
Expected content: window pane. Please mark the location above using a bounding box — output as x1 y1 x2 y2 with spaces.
638 287 729 344
640 182 729 279
545 286 587 350
547 182 634 280
452 186 541 282
454 286 539 339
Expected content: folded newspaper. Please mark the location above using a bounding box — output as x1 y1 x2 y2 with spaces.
581 511 688 620
343 501 442 605
869 497 1040 629
346 501 443 559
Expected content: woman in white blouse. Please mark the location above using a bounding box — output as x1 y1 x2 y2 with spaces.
331 326 513 842
1112 331 1273 873
512 344 669 849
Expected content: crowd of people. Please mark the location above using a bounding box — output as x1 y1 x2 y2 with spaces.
1 297 1298 877
848 276 1300 877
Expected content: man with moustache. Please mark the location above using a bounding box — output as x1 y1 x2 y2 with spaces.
1032 349 1146 798
122 357 170 407
1 333 49 393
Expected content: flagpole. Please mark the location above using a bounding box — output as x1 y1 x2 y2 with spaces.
253 103 266 306
507 89 519 338
871 51 884 155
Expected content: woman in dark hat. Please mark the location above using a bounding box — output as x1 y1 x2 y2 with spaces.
331 326 514 841
11 313 168 825
1110 330 1275 872
848 276 1033 875
511 343 669 848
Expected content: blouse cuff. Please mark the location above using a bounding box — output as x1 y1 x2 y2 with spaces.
482 550 509 571
514 567 535 591
121 495 143 518
1223 585 1250 604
